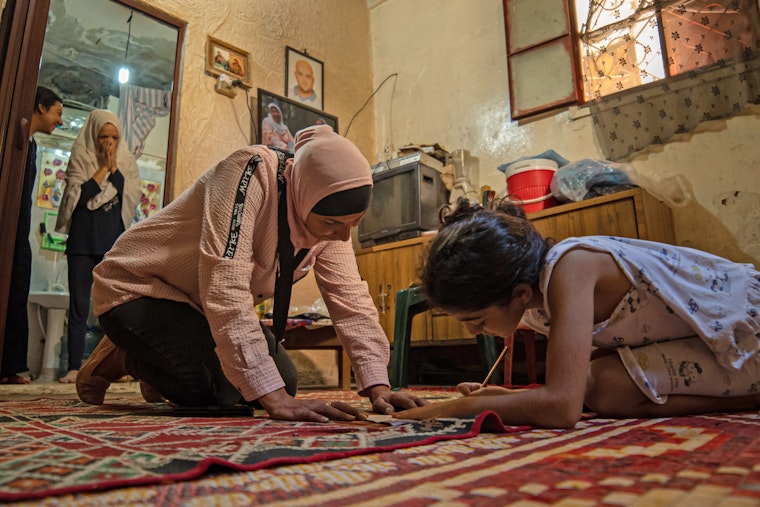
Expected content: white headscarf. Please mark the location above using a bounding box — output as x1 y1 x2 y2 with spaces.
284 125 373 251
55 109 142 234
262 103 289 135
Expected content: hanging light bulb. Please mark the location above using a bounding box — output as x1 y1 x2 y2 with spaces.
118 66 130 84
118 12 133 84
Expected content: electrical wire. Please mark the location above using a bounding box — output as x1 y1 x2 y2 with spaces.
124 12 133 62
231 80 257 145
343 72 398 138
243 87 257 145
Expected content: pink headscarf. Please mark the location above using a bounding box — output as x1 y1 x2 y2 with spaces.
284 125 372 251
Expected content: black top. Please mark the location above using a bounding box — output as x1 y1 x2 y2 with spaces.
66 170 126 256
13 139 37 260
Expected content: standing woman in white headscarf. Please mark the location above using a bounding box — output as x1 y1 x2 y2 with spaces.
55 109 142 384
76 125 428 421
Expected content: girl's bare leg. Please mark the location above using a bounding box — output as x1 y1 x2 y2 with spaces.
585 354 760 418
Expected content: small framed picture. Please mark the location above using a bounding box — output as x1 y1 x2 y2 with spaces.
285 47 324 110
206 35 251 88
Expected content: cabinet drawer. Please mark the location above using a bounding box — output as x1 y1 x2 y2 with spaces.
531 198 639 240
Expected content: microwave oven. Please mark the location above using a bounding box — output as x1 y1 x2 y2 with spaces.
358 153 448 248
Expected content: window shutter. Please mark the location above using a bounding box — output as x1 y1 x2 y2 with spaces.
504 0 581 119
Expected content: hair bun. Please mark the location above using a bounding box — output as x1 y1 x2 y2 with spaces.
439 197 482 226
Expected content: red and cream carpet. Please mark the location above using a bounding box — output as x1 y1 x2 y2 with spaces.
2 389 760 506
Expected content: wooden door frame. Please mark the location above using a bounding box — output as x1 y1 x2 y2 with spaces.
0 0 50 361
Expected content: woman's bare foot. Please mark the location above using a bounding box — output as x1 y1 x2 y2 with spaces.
59 370 78 383
0 374 31 384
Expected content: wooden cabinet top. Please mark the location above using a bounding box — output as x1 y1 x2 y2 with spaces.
355 187 674 255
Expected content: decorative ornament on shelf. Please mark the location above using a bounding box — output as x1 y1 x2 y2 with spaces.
447 149 480 205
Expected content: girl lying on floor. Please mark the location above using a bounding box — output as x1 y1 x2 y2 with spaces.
396 198 760 429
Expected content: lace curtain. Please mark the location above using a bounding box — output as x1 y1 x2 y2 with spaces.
581 0 760 160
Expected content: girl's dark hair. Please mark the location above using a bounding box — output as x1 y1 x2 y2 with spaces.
421 197 554 313
35 86 62 111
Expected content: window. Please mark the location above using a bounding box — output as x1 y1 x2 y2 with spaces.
577 0 760 101
504 0 760 118
504 0 581 119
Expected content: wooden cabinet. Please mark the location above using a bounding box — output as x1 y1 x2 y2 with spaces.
355 187 675 344
528 187 675 243
355 236 473 344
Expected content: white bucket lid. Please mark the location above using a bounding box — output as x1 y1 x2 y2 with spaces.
504 158 559 179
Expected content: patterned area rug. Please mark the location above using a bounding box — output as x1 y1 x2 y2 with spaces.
4 389 760 506
0 389 518 502
11 410 760 507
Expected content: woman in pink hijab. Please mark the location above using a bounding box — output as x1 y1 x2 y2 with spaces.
78 125 428 421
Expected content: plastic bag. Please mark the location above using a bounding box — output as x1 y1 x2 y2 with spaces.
551 159 634 202
622 164 692 208
551 158 692 207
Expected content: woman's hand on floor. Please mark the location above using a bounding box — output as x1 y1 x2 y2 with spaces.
257 388 363 423
364 384 429 414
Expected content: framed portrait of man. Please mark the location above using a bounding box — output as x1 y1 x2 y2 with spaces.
285 47 324 111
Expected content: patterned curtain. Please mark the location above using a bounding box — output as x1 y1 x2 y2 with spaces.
581 0 760 160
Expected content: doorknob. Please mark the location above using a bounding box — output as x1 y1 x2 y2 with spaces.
378 284 391 314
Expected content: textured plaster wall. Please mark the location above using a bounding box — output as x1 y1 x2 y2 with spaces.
139 0 376 196
369 0 760 265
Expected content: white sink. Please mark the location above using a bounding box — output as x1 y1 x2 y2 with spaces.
28 290 70 309
28 290 70 382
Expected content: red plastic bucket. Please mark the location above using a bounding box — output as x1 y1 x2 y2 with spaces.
504 158 559 213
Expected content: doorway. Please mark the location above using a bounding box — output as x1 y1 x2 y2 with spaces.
0 0 185 378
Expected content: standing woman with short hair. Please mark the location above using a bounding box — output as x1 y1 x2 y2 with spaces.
1 87 63 385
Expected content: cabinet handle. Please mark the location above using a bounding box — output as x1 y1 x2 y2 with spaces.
378 284 391 314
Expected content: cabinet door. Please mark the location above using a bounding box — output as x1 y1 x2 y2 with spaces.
384 244 428 343
357 250 392 340
356 243 428 343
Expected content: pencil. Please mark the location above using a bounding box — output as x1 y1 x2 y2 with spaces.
481 345 509 387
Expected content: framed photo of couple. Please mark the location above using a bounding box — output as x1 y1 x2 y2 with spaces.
205 36 251 88
285 47 324 111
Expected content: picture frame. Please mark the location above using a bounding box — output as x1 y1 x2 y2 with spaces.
285 47 324 110
205 35 251 88
256 88 338 153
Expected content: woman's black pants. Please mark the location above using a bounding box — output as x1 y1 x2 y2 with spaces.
98 297 297 407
